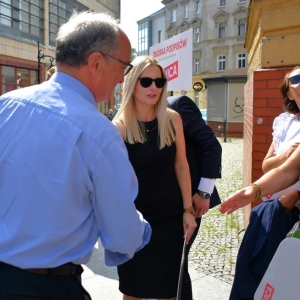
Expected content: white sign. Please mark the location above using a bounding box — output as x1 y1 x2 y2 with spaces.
149 29 193 91
254 238 300 300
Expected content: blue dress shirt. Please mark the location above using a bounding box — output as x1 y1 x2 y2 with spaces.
0 72 151 268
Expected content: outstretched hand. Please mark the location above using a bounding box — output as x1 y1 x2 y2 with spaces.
219 186 256 214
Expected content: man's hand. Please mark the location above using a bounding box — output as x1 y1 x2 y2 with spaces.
192 193 209 218
219 186 256 214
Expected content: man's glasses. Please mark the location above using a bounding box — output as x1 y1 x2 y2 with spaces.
289 75 300 85
101 52 133 76
138 77 167 88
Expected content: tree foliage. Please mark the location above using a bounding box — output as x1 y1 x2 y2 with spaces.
131 48 138 61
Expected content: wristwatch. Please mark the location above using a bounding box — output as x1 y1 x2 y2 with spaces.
197 190 211 200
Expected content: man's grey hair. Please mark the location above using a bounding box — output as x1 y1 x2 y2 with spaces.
56 11 120 67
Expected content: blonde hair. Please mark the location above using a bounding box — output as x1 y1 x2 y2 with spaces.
113 56 175 149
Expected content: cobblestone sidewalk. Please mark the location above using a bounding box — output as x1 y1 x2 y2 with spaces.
189 138 245 285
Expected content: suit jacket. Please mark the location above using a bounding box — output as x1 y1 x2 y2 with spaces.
229 199 300 299
167 95 222 209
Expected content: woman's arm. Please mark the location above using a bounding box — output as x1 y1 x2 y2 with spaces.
220 144 300 214
262 141 300 173
171 111 197 243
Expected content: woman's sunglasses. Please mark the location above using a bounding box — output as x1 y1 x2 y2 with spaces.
289 75 300 85
138 77 167 88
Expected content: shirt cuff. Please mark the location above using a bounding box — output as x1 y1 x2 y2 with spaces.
198 178 216 194
104 221 152 267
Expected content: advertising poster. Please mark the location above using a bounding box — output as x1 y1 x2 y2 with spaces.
149 29 193 91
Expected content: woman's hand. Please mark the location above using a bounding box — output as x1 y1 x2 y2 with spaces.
183 212 197 244
286 142 300 159
219 185 256 214
279 188 300 212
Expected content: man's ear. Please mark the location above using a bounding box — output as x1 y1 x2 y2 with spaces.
87 52 103 77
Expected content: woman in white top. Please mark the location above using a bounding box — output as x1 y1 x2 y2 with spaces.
262 66 300 211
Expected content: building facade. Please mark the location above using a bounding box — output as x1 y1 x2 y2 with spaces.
138 0 249 137
0 0 120 114
137 8 166 56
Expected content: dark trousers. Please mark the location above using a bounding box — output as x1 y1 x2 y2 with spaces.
0 262 91 300
180 217 202 300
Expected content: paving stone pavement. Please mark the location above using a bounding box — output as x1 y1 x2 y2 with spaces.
189 138 245 285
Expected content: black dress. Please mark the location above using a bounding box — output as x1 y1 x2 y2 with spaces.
118 119 184 298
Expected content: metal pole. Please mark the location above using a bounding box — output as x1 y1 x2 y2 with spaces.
224 79 228 142
37 42 55 84
37 42 41 84
223 118 227 143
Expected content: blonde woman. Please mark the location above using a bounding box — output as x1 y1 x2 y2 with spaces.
113 56 197 300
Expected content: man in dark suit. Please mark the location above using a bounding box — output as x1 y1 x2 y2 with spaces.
168 95 222 300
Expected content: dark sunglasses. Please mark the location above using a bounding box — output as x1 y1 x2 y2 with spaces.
289 75 300 85
138 77 167 88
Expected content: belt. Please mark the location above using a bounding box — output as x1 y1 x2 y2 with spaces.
0 261 83 276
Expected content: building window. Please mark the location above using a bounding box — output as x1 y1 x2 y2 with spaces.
184 5 188 19
219 22 226 39
158 30 162 43
171 9 176 23
0 0 43 37
220 0 226 7
194 27 200 43
238 53 246 68
1 65 37 95
238 19 246 36
138 22 149 55
194 58 200 74
49 0 68 45
0 0 11 27
218 55 226 71
195 1 200 14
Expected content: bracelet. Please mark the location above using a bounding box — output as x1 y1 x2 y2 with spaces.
249 183 262 201
183 206 195 216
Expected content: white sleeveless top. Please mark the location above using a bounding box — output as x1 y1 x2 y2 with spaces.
262 112 300 208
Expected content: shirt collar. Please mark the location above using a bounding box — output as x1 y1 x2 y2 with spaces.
50 72 96 107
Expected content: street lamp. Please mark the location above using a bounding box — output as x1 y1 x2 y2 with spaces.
37 42 55 83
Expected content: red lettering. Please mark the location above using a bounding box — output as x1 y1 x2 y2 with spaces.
164 61 179 82
261 283 274 300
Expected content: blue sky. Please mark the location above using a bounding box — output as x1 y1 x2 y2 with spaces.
119 0 164 50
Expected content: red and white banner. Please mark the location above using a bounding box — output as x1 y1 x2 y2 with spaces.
149 29 193 91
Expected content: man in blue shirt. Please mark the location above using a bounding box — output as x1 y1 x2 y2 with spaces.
0 11 151 299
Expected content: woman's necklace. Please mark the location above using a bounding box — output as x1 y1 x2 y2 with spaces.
145 125 158 132
141 118 158 133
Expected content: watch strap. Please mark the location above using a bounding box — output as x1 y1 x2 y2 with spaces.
197 190 211 199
